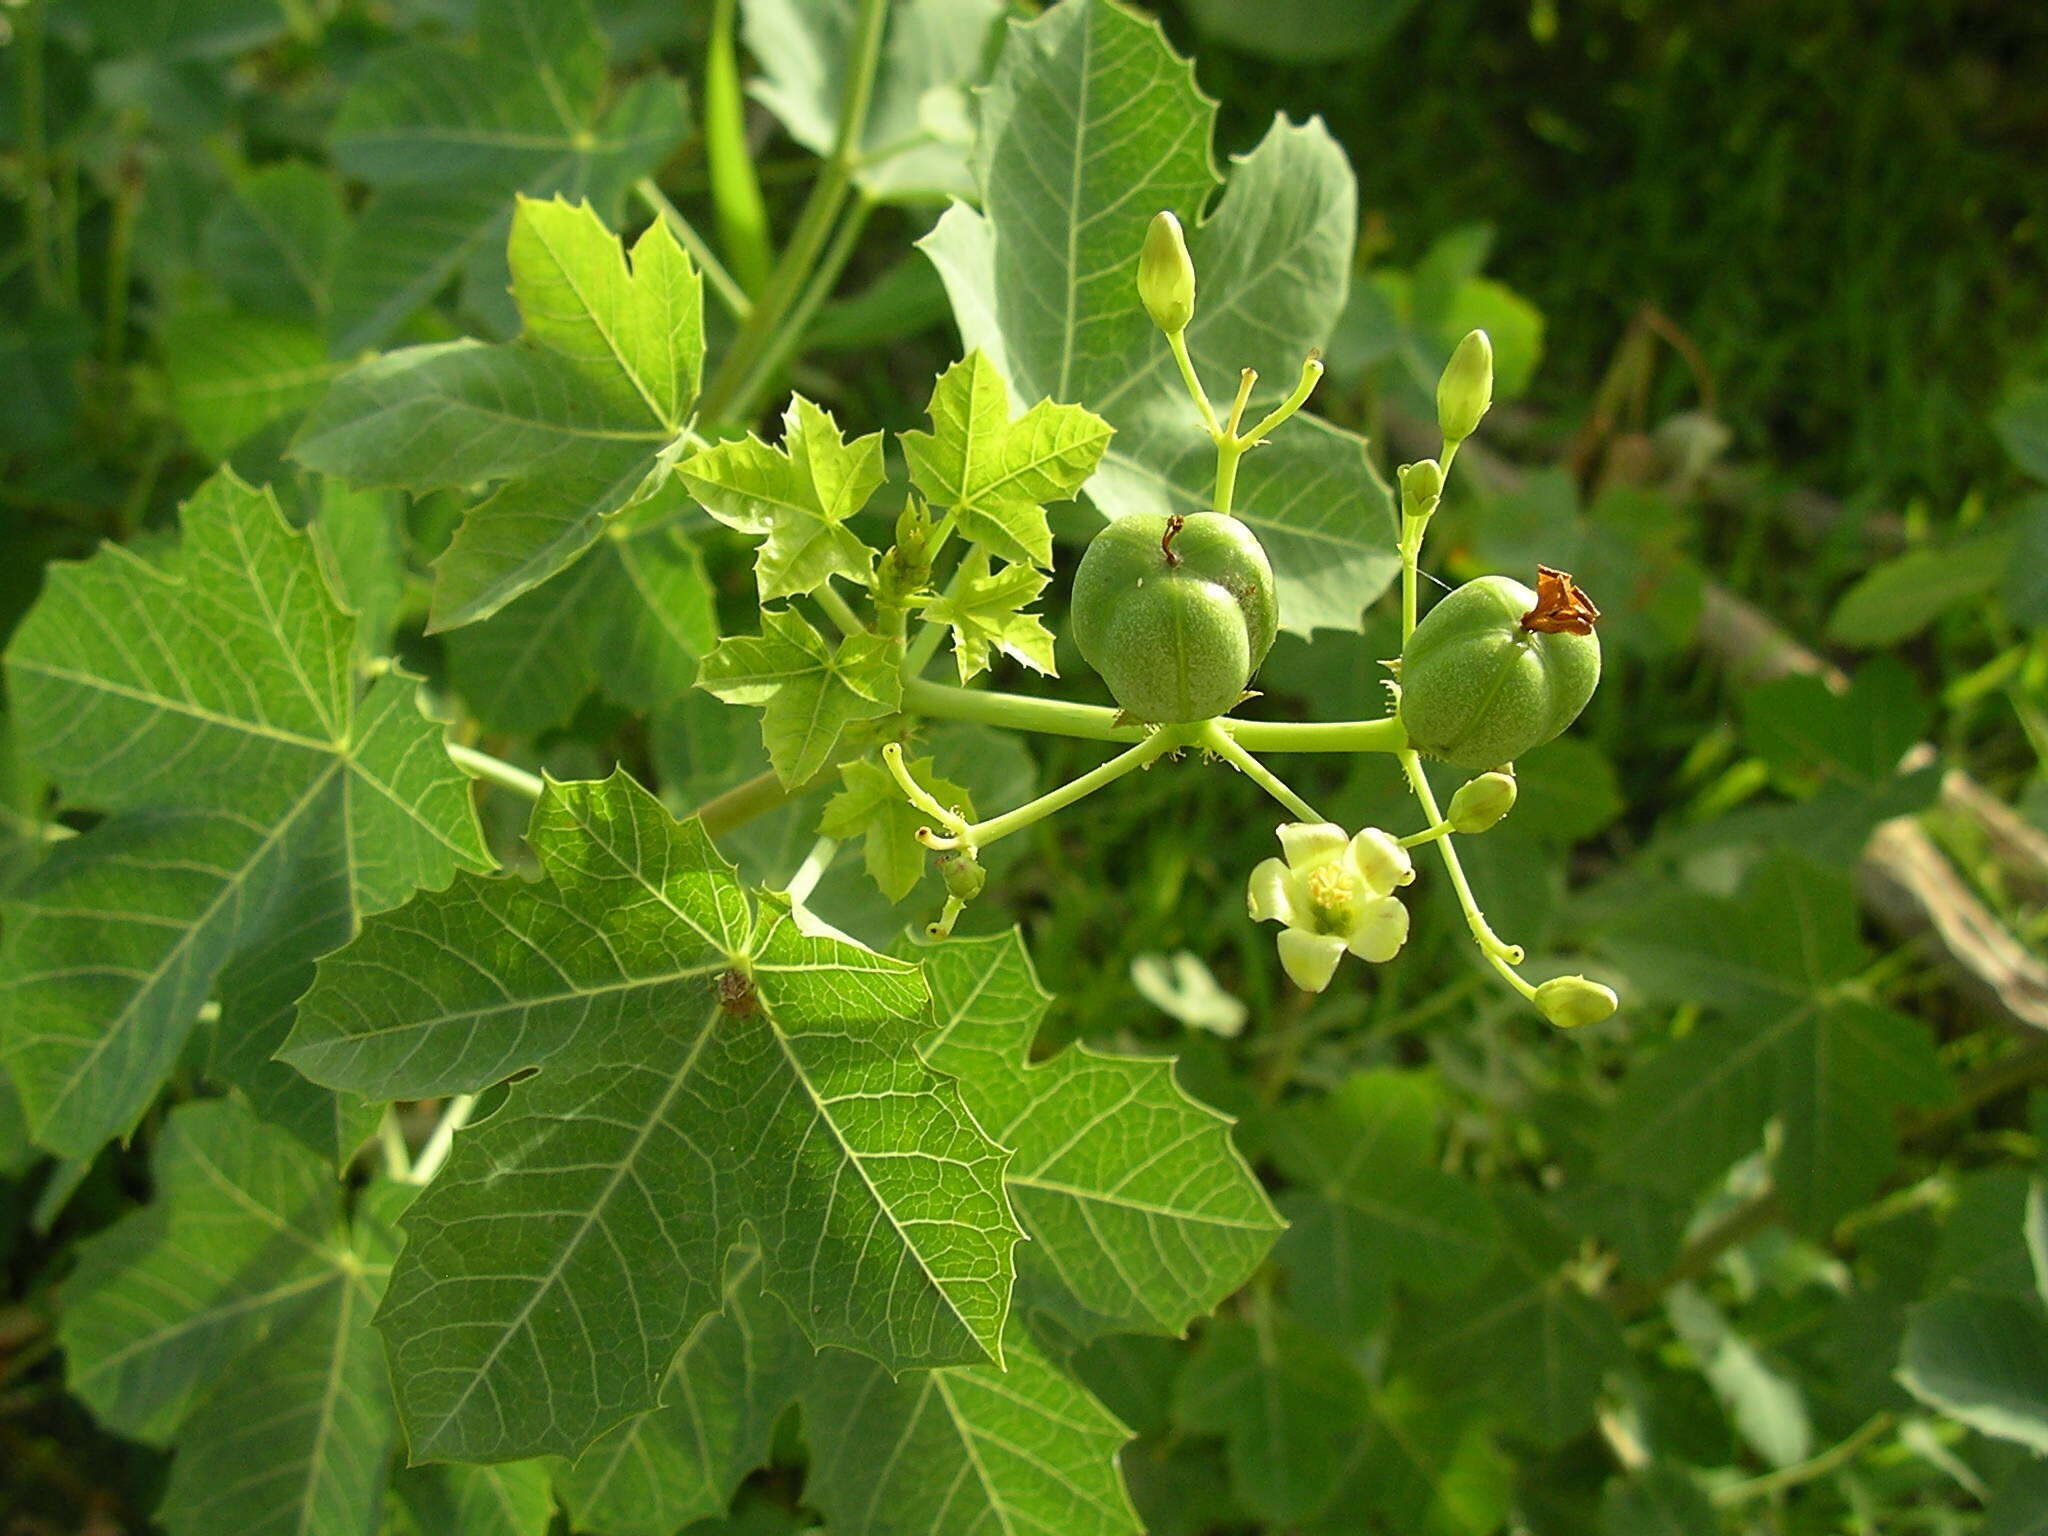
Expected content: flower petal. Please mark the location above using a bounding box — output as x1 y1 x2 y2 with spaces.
1247 858 1304 926
1276 929 1348 992
1277 822 1349 872
1345 895 1410 963
1347 828 1413 894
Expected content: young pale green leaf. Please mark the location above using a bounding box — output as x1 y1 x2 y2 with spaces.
919 557 1057 682
58 1100 353 1444
803 1324 1140 1536
557 1255 808 1535
744 0 1006 203
298 197 701 631
1263 1070 1498 1340
1398 1190 1629 1449
328 0 686 352
821 757 975 902
899 351 1113 568
922 0 1400 634
916 931 1281 1339
698 609 903 785
1600 856 1951 1230
284 772 1019 1463
1 473 488 1156
680 396 885 601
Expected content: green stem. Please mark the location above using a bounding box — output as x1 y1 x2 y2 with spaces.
449 743 545 801
409 1094 477 1185
1712 1413 1894 1506
1398 819 1453 849
815 580 866 638
1215 441 1245 516
101 170 140 366
1199 721 1322 822
939 727 1192 850
703 0 773 295
902 677 1410 752
635 178 749 320
376 1109 412 1181
17 0 56 304
1168 329 1220 436
722 193 874 422
1398 749 1526 971
785 835 840 904
698 0 887 421
1240 354 1324 445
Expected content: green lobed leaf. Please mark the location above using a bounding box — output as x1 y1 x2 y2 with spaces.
744 0 1007 204
1 472 488 1157
899 350 1113 569
923 0 1401 635
328 0 687 352
918 550 1058 682
804 1323 1141 1536
297 196 701 631
1600 856 1951 1230
446 489 717 737
200 161 349 327
394 1462 558 1536
822 757 976 903
1264 1070 1498 1341
1599 1466 1718 1536
557 1255 806 1536
679 396 885 602
1399 1189 1629 1448
698 608 904 785
283 771 1019 1462
914 931 1281 1339
160 311 343 458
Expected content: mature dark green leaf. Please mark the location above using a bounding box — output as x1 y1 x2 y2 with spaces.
201 162 349 326
395 1462 557 1536
1265 1070 1498 1340
1898 1290 2048 1453
745 0 1006 203
60 1101 402 1536
1826 535 2016 646
923 0 1401 635
1 473 488 1157
328 0 687 352
1401 1190 1628 1447
284 772 1019 1462
558 1257 807 1535
1600 1466 1717 1536
299 196 700 630
804 1325 1140 1536
1601 856 1950 1229
161 311 342 458
916 931 1281 1339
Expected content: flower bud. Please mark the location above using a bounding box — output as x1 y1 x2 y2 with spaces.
1533 974 1618 1029
1448 771 1517 834
1437 329 1493 443
1399 458 1443 519
940 852 986 902
1138 211 1196 335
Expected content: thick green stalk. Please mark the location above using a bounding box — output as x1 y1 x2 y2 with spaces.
721 193 875 422
703 0 773 296
698 0 887 422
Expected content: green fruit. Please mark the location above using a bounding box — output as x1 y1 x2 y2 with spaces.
1398 575 1601 769
1071 512 1278 724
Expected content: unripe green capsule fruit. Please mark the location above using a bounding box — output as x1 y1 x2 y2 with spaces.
1072 512 1278 724
1398 572 1601 769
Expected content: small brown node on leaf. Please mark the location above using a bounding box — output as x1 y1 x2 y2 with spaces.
1521 565 1601 635
1161 513 1186 566
716 968 759 1017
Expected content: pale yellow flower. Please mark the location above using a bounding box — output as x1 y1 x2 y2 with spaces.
1247 822 1413 992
